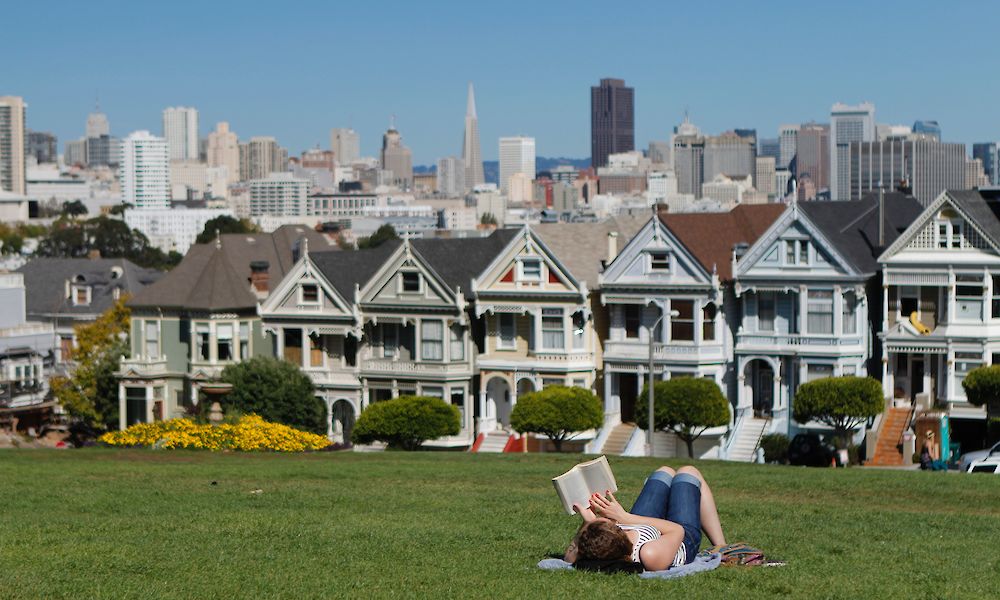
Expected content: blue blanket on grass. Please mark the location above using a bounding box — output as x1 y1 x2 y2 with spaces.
538 553 721 579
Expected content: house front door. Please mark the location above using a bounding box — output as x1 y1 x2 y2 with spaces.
752 362 774 418
619 374 638 423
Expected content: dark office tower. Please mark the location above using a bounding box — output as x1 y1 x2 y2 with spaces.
972 143 999 186
590 78 634 169
27 131 57 164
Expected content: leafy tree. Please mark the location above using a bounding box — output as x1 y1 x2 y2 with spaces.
50 297 131 430
61 200 88 218
357 224 399 249
220 357 326 435
35 216 175 270
637 378 730 458
351 395 460 450
480 212 498 226
510 385 602 451
794 376 883 447
194 215 259 244
962 366 1000 434
108 203 132 216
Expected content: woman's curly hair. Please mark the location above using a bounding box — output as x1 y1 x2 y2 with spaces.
575 520 633 562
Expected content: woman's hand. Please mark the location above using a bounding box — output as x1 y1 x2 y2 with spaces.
572 502 597 523
589 490 630 523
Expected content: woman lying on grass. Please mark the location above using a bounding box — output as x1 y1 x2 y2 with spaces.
564 465 726 571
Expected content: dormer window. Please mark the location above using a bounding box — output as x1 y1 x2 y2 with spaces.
401 272 421 293
784 240 810 265
300 283 319 304
519 258 542 282
649 251 670 272
72 285 91 306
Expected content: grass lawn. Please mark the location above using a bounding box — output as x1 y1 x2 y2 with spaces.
1 450 998 599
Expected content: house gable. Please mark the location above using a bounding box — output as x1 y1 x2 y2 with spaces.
473 227 582 296
600 217 712 287
881 192 1000 263
260 254 353 318
737 206 856 279
359 241 459 309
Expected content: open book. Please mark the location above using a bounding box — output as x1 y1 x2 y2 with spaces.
551 455 618 515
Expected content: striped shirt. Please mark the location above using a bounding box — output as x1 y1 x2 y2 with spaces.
618 524 687 568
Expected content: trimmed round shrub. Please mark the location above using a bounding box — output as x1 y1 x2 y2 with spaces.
510 385 603 452
220 357 326 435
794 376 882 446
962 365 1000 417
760 433 790 464
352 395 460 450
636 377 730 458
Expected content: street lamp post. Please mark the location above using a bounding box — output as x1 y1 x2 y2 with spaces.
646 302 678 457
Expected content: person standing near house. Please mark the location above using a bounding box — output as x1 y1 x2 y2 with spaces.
920 430 947 471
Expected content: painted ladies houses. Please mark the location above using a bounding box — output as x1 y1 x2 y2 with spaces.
117 226 338 428
596 204 785 458
730 193 922 459
261 230 518 446
878 189 1000 455
472 227 601 436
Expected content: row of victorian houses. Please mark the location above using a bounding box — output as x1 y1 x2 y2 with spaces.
113 189 1000 460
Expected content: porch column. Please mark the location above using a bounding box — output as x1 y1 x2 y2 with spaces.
118 382 126 430
922 353 932 402
882 353 892 399
301 327 308 370
603 369 614 416
145 385 154 423
798 286 807 334
326 397 335 439
277 328 285 361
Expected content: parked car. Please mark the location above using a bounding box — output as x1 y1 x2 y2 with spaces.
788 433 841 467
966 457 1000 474
958 441 1000 473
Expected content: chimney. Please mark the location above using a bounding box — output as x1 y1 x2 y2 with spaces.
654 202 670 218
606 232 619 264
249 260 270 293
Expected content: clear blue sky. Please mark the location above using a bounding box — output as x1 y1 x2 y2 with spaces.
7 0 999 164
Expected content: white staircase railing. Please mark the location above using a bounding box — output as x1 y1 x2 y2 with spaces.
721 406 750 460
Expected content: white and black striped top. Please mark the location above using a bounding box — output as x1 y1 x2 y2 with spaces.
618 524 686 568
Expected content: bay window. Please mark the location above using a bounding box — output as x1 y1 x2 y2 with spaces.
421 320 444 360
702 304 716 341
195 323 210 361
671 300 694 341
498 314 516 349
807 290 834 334
217 324 234 361
449 324 464 360
758 292 776 332
144 320 159 359
541 308 565 350
955 275 983 321
842 292 857 334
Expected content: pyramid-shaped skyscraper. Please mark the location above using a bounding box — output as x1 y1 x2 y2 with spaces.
462 82 485 191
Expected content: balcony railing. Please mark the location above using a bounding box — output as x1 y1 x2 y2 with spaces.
736 333 863 348
527 350 595 362
360 358 472 375
603 340 724 360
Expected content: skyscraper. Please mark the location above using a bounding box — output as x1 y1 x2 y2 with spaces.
462 83 485 191
795 123 830 197
590 78 634 169
847 138 965 205
26 131 57 164
0 96 27 195
972 143 1000 186
436 156 465 196
162 106 199 161
912 120 941 141
330 128 360 165
381 126 413 189
498 136 536 194
830 102 875 200
119 130 170 209
86 104 110 138
778 125 799 169
755 156 777 196
239 136 287 181
207 122 241 183
703 132 754 181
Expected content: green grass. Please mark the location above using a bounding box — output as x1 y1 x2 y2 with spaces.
1 450 998 599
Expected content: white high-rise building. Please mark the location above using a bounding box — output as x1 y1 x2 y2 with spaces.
331 128 360 165
755 156 777 196
436 156 466 197
162 106 199 161
778 124 799 170
462 83 485 191
207 122 240 184
499 136 535 195
247 173 309 217
830 102 875 200
119 130 170 209
0 96 27 195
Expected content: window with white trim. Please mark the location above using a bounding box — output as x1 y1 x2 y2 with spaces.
784 240 810 265
955 275 984 321
648 251 670 272
144 320 159 359
519 258 542 282
671 300 694 341
541 308 565 350
623 305 641 339
401 272 421 293
955 352 983 398
72 285 91 306
195 323 210 361
239 322 251 359
449 324 464 360
571 312 586 350
758 292 776 332
842 292 858 334
381 324 399 358
300 283 319 304
702 303 717 341
807 290 834 334
420 320 444 360
497 314 516 349
806 363 834 382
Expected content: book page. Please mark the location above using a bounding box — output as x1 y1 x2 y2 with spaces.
580 456 618 497
551 456 617 515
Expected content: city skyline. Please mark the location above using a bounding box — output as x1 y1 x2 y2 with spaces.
6 1 1000 164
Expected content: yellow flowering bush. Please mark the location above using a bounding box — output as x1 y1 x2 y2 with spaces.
99 415 331 452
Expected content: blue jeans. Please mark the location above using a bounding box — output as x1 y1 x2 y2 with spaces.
629 470 702 564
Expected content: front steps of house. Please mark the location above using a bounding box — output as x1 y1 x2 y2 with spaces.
474 431 511 453
727 417 769 462
600 422 637 455
869 407 912 466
